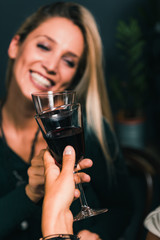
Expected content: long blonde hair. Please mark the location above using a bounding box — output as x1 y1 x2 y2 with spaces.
5 2 114 165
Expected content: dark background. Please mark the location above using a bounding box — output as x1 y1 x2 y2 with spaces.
0 0 160 145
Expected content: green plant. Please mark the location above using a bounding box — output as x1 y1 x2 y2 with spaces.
110 18 148 118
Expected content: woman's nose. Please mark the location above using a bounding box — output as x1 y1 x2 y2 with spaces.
42 55 59 75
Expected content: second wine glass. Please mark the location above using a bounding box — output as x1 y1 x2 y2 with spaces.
34 102 108 221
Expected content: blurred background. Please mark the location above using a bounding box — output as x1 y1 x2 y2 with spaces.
0 0 160 150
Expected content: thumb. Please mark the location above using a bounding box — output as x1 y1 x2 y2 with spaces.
61 146 75 175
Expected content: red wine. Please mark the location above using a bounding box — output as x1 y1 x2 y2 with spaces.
39 109 72 132
45 126 85 166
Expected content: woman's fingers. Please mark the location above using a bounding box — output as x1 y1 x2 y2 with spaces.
74 189 80 199
74 158 92 184
74 172 91 184
75 158 93 172
27 166 44 177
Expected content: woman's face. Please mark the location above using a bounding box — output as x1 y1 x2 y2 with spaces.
8 17 84 99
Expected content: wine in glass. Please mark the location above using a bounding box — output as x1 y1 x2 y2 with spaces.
34 102 108 221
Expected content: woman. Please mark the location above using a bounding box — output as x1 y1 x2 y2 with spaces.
0 2 132 240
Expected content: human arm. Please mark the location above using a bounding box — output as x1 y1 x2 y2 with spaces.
41 145 85 239
41 146 75 236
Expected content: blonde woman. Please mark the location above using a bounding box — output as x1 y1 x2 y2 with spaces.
0 2 132 240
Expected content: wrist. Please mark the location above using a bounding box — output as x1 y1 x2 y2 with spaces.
42 207 73 236
40 234 80 240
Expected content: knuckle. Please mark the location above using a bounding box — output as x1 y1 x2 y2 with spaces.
27 167 32 176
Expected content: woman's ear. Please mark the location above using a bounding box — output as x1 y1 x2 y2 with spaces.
8 35 20 59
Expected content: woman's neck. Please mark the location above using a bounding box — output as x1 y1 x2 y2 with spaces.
1 91 44 163
3 87 36 130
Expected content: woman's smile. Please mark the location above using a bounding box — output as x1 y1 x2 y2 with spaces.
30 70 55 90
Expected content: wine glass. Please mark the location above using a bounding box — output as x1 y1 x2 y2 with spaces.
32 90 76 114
34 103 108 221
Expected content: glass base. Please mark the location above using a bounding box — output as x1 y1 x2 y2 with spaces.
74 205 108 221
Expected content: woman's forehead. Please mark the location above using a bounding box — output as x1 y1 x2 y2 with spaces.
25 17 85 56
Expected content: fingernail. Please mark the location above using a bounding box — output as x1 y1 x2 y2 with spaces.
63 146 73 155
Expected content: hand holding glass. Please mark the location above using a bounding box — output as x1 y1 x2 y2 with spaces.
32 92 108 221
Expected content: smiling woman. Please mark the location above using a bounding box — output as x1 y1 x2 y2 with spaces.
0 2 132 240
8 17 84 97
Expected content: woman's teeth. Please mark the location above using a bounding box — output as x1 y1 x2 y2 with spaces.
31 72 52 87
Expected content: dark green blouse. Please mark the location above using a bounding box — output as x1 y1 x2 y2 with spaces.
0 119 132 240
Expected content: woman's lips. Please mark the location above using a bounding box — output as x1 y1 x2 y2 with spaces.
30 71 55 88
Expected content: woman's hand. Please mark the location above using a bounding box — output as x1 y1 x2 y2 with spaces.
26 149 93 203
26 149 45 203
42 146 75 236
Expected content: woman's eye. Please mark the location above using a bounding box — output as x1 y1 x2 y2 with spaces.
65 60 75 68
37 43 50 51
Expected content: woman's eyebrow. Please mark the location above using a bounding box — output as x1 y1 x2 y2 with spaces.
65 52 79 59
35 34 56 43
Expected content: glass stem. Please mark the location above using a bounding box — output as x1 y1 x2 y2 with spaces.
76 182 89 208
